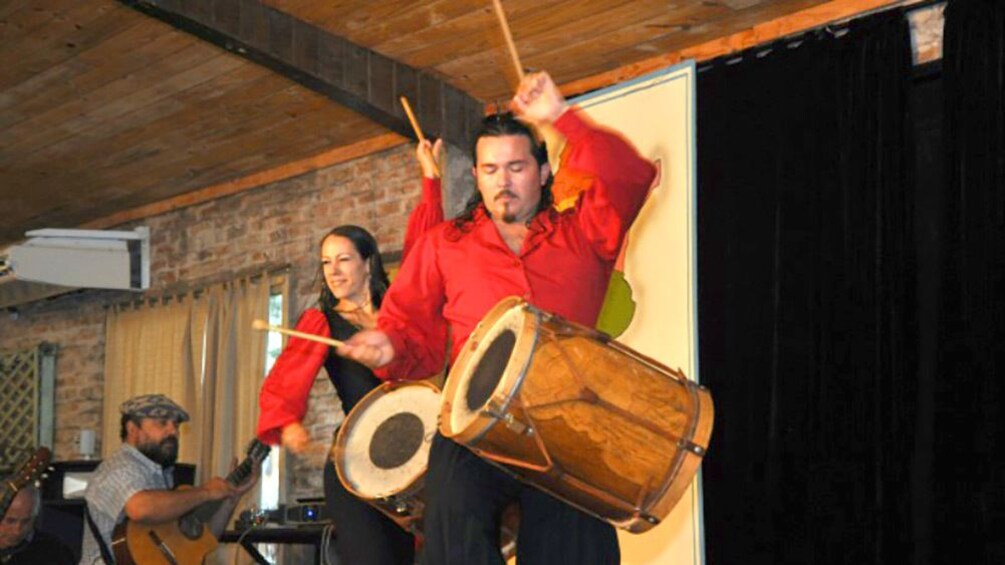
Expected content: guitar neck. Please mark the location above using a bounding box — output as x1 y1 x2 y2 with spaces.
0 487 15 518
189 442 266 524
225 457 256 488
187 462 250 524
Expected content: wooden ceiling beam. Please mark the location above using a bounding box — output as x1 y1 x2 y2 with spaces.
117 0 484 147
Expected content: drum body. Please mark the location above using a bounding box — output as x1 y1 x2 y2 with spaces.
333 381 440 533
440 297 714 533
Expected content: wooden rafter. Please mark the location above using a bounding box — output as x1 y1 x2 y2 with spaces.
118 0 484 147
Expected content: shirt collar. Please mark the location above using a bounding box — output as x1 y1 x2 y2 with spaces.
122 443 171 476
472 203 558 256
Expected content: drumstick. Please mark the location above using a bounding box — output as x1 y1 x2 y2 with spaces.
400 96 425 143
400 95 440 177
491 0 524 83
251 319 345 348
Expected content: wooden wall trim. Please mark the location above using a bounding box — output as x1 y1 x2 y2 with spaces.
80 132 406 230
558 0 909 98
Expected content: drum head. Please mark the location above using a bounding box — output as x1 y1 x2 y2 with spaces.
445 297 537 439
338 383 440 499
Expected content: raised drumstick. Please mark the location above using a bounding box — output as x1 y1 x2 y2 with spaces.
400 95 440 176
400 96 426 143
252 319 345 348
492 0 524 84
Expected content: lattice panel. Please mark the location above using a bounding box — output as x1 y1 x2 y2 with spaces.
0 348 39 474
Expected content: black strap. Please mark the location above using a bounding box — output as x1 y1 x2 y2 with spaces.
84 504 115 565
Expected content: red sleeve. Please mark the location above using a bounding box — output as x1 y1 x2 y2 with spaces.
555 108 657 259
375 228 449 381
256 309 331 445
402 177 444 261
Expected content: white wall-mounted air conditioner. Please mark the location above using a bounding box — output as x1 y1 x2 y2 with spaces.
0 227 150 309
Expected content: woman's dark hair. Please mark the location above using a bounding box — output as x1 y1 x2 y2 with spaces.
454 113 553 228
316 225 391 312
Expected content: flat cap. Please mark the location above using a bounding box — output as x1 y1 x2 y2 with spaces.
120 394 190 423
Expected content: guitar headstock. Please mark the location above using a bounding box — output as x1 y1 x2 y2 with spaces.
8 447 52 489
2 447 52 516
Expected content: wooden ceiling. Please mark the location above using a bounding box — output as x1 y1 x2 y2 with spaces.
1 0 884 246
266 0 826 102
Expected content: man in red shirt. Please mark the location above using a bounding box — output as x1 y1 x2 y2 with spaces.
340 70 656 564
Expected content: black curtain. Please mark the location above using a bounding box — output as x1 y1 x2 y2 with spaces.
697 10 916 564
933 1 1005 563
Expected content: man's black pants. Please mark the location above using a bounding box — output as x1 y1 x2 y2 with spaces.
419 433 619 565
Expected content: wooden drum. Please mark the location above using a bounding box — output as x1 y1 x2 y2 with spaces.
440 297 714 533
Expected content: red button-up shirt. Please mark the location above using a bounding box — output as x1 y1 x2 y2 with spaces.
378 108 656 380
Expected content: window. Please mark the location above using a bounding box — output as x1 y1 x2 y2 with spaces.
254 281 288 564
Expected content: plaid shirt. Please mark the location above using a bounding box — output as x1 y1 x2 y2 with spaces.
78 444 173 565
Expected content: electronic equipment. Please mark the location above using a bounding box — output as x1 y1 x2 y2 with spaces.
0 227 150 308
236 502 326 530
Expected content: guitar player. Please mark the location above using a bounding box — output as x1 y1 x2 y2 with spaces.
78 394 258 565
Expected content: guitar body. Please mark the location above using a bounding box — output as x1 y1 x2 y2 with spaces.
112 486 218 565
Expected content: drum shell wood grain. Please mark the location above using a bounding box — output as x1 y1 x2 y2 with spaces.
441 297 713 533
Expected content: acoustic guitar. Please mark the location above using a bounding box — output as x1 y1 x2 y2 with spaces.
111 440 270 565
1 447 52 517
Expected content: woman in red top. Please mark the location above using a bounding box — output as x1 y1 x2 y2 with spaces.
256 141 443 564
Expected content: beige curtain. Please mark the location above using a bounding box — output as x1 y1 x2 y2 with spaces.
102 296 201 462
104 276 270 468
198 277 269 565
198 277 269 481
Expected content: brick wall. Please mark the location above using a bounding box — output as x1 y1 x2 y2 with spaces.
909 3 945 65
0 142 422 502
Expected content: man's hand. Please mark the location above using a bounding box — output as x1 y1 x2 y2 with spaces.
199 477 236 502
416 138 443 179
510 71 568 127
336 329 395 369
229 457 260 498
206 460 260 538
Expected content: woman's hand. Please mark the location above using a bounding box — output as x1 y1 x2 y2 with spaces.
416 138 443 179
280 422 311 454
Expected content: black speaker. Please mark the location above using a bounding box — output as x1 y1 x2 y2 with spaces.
38 500 86 563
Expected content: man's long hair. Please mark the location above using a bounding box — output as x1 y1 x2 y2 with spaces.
316 225 391 312
453 113 554 230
